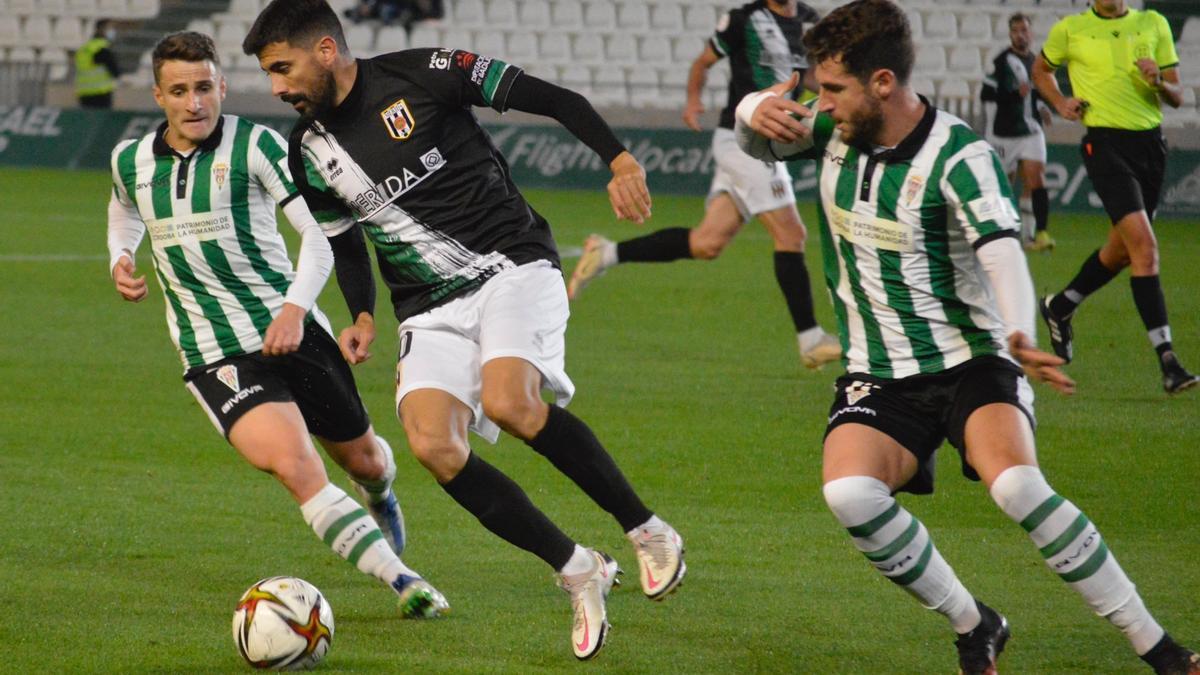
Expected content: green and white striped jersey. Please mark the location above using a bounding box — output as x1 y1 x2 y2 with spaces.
108 115 331 371
750 100 1021 379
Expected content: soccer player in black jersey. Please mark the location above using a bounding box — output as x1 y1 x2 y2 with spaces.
244 0 685 660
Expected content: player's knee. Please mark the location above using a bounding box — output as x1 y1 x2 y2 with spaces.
481 393 543 440
822 475 892 526
264 446 324 485
405 429 467 482
988 464 1052 520
690 237 727 260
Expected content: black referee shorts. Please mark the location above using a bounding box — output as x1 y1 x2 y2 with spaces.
184 321 371 442
824 356 1034 495
1081 126 1167 224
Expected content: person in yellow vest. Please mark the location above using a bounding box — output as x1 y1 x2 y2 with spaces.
76 19 121 108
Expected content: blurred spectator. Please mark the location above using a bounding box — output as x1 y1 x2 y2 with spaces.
345 0 443 28
76 19 120 109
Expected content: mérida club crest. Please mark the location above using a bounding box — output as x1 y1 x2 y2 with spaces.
380 99 415 140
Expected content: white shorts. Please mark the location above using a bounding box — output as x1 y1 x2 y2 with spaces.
988 129 1046 176
394 260 575 443
707 127 796 221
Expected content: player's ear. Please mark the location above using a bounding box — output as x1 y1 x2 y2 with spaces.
316 35 339 65
152 84 166 110
218 73 227 101
871 68 896 99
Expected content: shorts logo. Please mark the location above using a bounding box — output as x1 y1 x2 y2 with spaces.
380 99 416 141
213 163 229 190
770 180 786 199
216 365 240 392
845 380 880 406
398 330 413 360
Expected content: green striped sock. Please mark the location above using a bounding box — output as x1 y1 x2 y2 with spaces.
300 482 415 586
991 466 1165 654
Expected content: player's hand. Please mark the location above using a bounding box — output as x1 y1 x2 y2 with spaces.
607 151 652 225
682 97 705 131
748 72 812 143
1135 57 1160 87
338 313 375 365
1018 82 1031 98
1055 97 1086 121
112 255 148 302
1009 331 1075 395
262 302 306 356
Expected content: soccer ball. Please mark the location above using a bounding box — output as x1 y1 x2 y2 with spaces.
232 576 334 671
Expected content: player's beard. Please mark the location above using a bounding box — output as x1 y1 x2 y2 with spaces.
285 69 338 121
840 93 884 147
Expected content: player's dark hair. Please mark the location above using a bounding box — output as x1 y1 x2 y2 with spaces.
1008 12 1032 28
152 31 220 84
802 0 913 85
242 0 349 56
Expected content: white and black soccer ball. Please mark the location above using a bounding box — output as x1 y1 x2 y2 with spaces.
232 576 334 671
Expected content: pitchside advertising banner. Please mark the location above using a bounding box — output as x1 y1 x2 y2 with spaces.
2 105 1199 216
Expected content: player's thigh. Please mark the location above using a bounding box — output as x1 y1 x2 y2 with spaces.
946 357 1037 487
961 403 1038 488
755 203 807 251
227 401 322 474
693 192 746 247
478 261 575 410
823 424 918 490
394 317 497 445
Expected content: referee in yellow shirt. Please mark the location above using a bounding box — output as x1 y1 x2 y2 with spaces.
1032 0 1198 395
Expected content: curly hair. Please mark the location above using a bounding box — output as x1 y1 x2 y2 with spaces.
802 0 913 85
152 31 220 84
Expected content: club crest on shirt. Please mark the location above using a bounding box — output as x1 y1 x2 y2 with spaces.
213 163 229 190
902 174 925 207
845 380 880 405
380 99 416 141
216 364 240 392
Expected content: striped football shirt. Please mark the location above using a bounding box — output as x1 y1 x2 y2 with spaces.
110 114 330 370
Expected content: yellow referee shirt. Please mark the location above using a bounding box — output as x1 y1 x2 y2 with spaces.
1042 7 1179 130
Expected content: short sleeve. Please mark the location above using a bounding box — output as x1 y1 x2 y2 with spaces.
942 146 1021 248
374 48 523 112
1041 18 1069 68
710 10 744 58
250 126 299 206
1154 12 1179 69
110 138 138 209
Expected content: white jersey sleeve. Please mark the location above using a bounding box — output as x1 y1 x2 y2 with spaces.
107 139 145 275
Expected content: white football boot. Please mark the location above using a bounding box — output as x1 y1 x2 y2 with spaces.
558 549 621 660
627 519 686 600
392 574 451 619
799 329 842 370
567 234 614 300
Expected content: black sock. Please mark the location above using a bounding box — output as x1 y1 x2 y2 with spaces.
441 451 575 570
1050 250 1118 317
773 251 818 332
1031 187 1049 232
1130 275 1173 362
616 227 692 263
528 405 653 532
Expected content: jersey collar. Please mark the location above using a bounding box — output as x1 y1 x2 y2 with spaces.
152 115 225 157
867 95 936 163
1090 6 1130 20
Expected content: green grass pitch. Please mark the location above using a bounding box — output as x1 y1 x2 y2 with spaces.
0 166 1196 673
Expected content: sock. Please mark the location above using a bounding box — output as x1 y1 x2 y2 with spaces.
1019 195 1036 241
615 227 692 263
773 251 818 332
823 476 981 634
351 435 396 504
626 513 666 537
1129 276 1174 362
300 482 417 585
1031 187 1050 233
990 465 1165 654
441 451 576 570
528 405 654 532
1050 250 1119 318
559 544 595 576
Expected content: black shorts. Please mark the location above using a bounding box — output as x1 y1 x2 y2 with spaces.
823 356 1034 495
1081 126 1167 223
184 321 371 442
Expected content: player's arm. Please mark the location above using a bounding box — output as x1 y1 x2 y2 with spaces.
107 145 148 303
683 44 722 131
328 226 376 364
943 150 1074 394
503 73 652 224
1137 12 1184 109
1033 21 1085 121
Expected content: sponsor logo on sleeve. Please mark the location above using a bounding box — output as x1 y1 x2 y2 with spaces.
428 49 453 70
380 99 416 141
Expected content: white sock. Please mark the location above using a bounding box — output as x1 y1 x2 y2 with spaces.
990 465 1165 654
798 325 826 353
300 482 418 587
626 514 666 537
559 544 594 577
824 476 980 633
352 435 396 504
601 240 618 268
